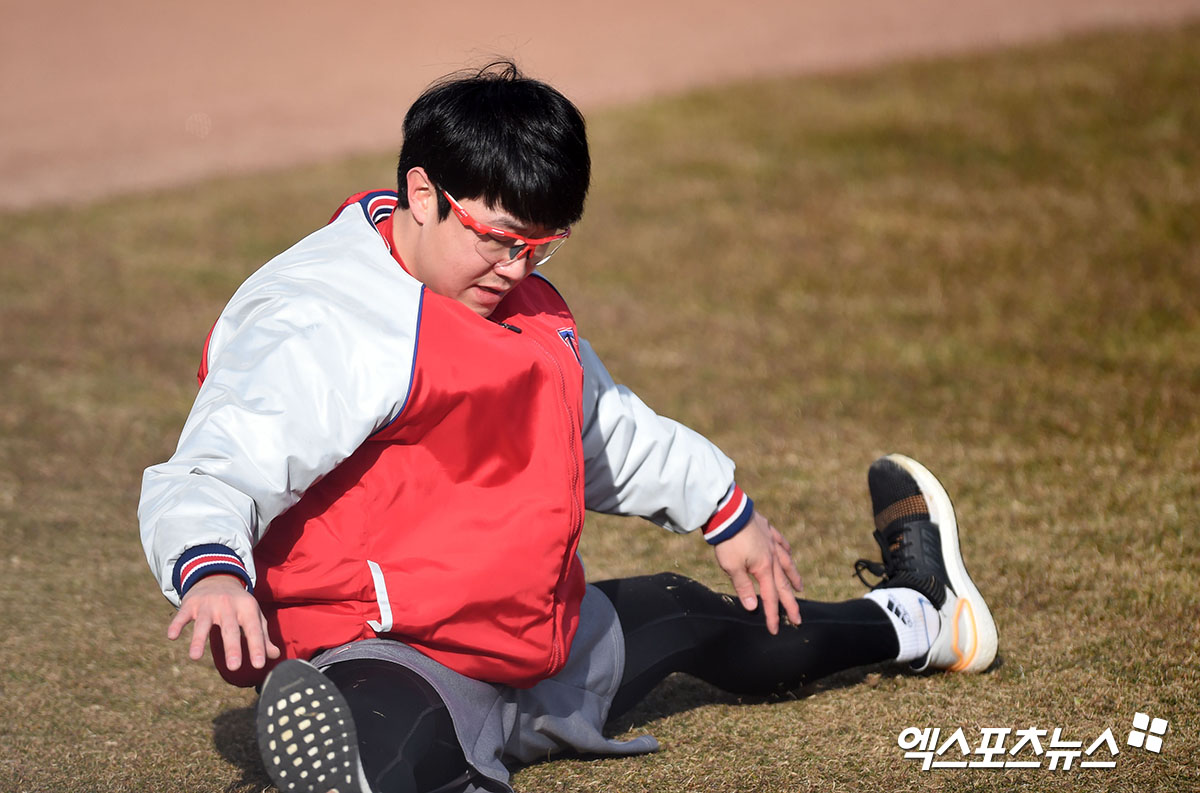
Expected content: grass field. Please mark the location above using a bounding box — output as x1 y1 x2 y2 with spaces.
2 22 1198 793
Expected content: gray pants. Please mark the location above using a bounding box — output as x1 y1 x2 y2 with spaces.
310 585 659 793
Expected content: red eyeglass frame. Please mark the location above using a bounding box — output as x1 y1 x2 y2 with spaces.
442 190 571 262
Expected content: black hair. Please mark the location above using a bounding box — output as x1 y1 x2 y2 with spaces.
396 61 590 230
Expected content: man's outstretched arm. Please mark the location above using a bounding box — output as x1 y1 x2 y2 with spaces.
578 337 802 633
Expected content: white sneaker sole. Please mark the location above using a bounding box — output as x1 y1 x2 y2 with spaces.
888 454 998 674
256 659 363 793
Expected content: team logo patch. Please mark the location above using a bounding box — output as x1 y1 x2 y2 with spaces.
557 328 582 364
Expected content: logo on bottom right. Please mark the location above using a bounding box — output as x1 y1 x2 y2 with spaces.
1127 712 1168 754
897 711 1170 771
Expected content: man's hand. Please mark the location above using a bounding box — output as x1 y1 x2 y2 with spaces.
166 574 280 671
713 510 803 634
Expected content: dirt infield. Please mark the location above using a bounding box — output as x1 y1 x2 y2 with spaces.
2 0 1199 211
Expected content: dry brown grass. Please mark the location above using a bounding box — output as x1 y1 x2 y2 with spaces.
2 23 1198 793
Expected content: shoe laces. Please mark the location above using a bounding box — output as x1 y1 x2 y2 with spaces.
853 522 946 607
854 523 910 585
853 557 888 588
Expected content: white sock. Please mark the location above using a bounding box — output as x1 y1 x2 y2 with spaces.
863 588 941 663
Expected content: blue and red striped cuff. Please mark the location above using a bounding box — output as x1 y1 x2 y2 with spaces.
703 484 755 545
172 543 252 599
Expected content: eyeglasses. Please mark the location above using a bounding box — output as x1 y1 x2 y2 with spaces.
442 190 571 268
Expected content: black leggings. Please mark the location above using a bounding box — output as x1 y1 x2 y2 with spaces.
320 659 473 793
594 573 898 718
321 573 898 793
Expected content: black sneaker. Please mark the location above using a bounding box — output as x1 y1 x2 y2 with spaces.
257 659 368 793
855 454 998 673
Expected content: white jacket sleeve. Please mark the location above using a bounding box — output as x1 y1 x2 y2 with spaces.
138 213 421 605
579 338 751 540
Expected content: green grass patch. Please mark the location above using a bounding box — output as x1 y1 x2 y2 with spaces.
2 23 1199 792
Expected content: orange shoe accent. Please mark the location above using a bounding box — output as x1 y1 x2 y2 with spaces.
949 598 978 672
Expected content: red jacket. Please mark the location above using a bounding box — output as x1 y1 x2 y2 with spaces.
216 195 586 688
142 191 751 690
